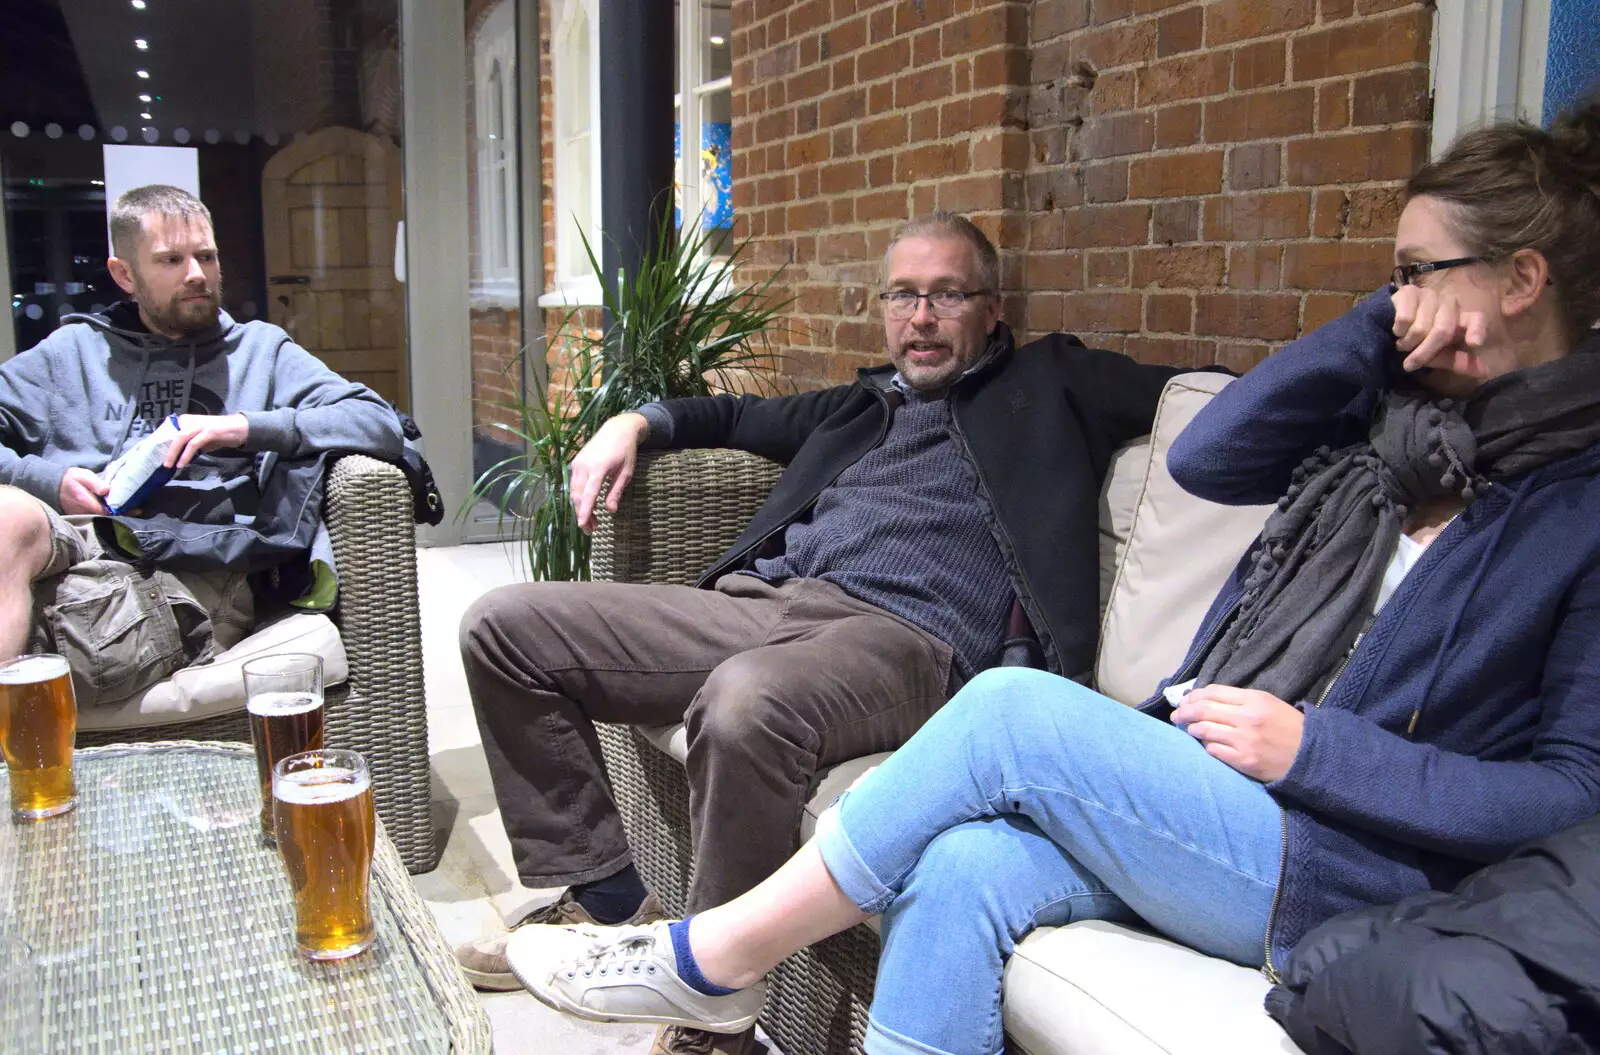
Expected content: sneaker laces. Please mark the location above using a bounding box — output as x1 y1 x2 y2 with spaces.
566 927 663 980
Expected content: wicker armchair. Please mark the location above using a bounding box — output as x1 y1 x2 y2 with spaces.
77 455 438 874
592 448 881 1055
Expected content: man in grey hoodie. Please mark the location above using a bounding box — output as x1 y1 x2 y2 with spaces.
0 184 403 704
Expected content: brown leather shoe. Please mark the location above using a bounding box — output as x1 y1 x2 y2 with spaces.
454 889 665 991
650 1024 757 1055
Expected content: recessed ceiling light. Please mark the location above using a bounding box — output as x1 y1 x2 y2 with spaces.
131 0 146 8
139 93 152 102
135 39 149 50
136 69 150 79
709 35 726 45
92 179 105 186
140 112 152 120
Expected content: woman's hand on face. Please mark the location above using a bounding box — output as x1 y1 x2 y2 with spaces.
1171 685 1305 783
1391 283 1492 383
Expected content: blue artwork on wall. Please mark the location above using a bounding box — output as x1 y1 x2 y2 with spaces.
674 122 734 231
1544 0 1600 121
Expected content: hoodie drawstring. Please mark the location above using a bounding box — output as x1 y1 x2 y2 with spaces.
1408 476 1531 736
112 345 151 459
182 352 196 417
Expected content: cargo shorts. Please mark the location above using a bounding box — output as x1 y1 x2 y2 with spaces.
29 498 255 709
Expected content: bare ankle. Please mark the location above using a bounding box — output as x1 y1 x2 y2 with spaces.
686 914 765 990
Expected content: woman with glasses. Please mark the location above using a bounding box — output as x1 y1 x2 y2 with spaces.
516 98 1600 1055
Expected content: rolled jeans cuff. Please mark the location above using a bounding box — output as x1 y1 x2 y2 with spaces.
865 1015 995 1055
813 795 897 916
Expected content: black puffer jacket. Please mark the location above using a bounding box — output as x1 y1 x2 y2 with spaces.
648 323 1192 679
1265 813 1600 1055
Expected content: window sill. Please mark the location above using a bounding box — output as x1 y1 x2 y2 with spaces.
470 279 523 311
537 276 607 309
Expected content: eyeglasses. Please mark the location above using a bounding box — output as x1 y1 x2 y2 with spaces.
878 289 990 319
1391 257 1483 287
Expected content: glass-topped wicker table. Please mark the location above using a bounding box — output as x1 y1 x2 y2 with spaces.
0 741 490 1053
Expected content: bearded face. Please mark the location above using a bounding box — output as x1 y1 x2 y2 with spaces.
113 214 223 338
882 235 999 392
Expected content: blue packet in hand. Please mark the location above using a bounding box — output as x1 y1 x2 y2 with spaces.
101 414 182 514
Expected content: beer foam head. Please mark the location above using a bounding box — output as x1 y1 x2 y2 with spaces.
247 690 321 717
0 654 71 684
274 767 371 804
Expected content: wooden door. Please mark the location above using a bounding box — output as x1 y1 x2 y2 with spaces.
262 127 409 411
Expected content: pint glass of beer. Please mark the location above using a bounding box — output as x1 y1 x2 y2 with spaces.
0 654 77 820
272 748 376 960
243 654 325 839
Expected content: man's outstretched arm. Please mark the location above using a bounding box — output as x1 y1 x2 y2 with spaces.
237 337 405 461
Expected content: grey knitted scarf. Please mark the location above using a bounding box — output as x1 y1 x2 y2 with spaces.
1196 337 1600 704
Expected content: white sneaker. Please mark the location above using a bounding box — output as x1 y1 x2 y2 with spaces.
508 921 767 1033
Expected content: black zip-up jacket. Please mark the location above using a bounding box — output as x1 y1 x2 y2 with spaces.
648 323 1191 679
1265 811 1600 1054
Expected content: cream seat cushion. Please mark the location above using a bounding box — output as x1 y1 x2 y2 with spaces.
76 612 348 732
1005 923 1300 1055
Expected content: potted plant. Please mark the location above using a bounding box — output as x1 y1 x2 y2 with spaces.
468 217 792 581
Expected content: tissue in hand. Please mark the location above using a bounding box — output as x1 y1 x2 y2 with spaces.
102 415 183 514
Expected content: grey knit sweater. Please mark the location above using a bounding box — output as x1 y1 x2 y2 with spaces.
748 385 1012 680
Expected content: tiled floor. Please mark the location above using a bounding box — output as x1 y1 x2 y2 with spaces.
412 543 779 1055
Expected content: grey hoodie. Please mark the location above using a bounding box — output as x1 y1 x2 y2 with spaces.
0 304 403 509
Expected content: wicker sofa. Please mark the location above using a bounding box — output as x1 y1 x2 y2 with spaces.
73 454 438 874
591 374 1311 1055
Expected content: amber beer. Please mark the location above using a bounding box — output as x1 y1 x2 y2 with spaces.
247 691 324 836
273 749 376 960
0 654 77 820
243 654 325 838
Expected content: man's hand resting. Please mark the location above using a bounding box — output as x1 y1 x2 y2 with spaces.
569 413 650 534
164 413 250 470
59 467 110 515
1171 685 1305 783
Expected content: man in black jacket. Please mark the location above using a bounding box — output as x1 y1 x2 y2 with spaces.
454 213 1184 1012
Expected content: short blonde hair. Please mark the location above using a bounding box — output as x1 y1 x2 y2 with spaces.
109 185 213 260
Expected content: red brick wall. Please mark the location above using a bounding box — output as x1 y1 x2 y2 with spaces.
731 0 1034 389
728 0 1432 386
1023 0 1430 369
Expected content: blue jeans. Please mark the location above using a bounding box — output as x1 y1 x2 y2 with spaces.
813 669 1284 1055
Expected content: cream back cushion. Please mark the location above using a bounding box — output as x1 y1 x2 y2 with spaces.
1095 373 1274 707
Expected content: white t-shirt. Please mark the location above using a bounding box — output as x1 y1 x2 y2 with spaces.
1163 533 1425 706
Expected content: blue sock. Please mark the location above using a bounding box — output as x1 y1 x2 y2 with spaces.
668 917 739 996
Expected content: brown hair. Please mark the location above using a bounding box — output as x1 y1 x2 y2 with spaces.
883 211 1001 292
1406 94 1600 343
108 184 213 261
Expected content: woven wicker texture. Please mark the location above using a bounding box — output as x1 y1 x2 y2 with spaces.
324 456 435 874
0 741 488 1054
590 448 879 1055
78 456 438 874
592 449 784 587
76 705 251 748
74 684 350 749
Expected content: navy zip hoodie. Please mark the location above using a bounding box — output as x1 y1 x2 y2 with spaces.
1160 289 1600 974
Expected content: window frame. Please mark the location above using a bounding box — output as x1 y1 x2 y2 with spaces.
472 0 520 305
1430 0 1551 157
540 0 604 308
677 1 734 256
